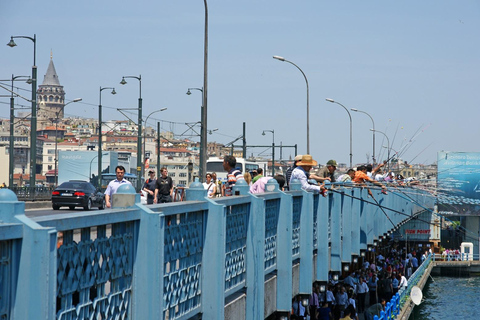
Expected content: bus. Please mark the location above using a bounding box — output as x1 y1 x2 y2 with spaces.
206 157 259 182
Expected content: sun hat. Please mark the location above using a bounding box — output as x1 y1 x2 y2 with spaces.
296 154 317 166
294 155 303 161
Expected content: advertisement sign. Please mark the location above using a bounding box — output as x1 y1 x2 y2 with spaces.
58 151 118 186
437 152 480 216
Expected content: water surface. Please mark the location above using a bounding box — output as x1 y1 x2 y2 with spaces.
410 276 480 320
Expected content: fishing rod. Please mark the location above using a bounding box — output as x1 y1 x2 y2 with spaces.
327 186 438 227
408 142 434 164
390 187 480 241
367 186 397 228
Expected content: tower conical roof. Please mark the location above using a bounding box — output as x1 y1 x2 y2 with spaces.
42 57 61 86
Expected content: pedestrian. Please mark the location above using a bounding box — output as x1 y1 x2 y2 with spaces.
249 175 286 194
211 172 222 197
353 165 387 193
290 155 327 194
244 171 252 186
355 276 369 313
251 167 263 184
142 169 157 204
104 165 132 208
222 155 244 197
337 169 356 183
203 173 217 198
285 155 302 190
309 285 320 320
364 298 386 320
311 159 338 183
154 167 173 203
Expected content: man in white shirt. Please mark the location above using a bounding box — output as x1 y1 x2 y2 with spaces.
290 154 327 194
105 165 132 208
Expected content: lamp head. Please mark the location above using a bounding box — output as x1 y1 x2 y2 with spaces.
273 55 285 61
120 77 127 85
326 98 335 103
7 37 16 47
111 88 117 95
26 78 33 84
186 89 192 95
262 131 266 136
73 98 82 103
351 108 358 112
370 128 375 132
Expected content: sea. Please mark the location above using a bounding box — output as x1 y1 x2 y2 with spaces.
409 276 480 320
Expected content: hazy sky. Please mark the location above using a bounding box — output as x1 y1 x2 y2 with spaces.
1 1 479 167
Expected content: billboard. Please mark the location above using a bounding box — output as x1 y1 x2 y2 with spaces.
58 151 119 185
437 152 480 216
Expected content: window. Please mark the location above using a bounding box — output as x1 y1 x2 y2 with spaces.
48 156 53 162
179 173 187 177
169 173 176 177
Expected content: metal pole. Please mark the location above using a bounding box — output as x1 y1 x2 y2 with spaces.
157 122 161 174
273 56 309 154
98 96 102 188
352 108 376 165
6 34 36 194
243 122 246 159
371 128 390 170
55 114 58 185
98 87 115 189
120 75 142 191
138 91 142 192
144 108 167 176
200 0 209 183
326 99 353 168
9 77 14 188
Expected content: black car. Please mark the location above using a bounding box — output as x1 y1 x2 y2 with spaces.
51 180 105 210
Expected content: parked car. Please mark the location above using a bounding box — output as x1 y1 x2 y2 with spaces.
51 180 105 210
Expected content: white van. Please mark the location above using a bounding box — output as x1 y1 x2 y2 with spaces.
206 157 259 182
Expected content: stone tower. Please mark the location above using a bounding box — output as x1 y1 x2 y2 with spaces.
37 53 65 130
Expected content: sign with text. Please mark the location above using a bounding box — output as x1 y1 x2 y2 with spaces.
437 152 480 216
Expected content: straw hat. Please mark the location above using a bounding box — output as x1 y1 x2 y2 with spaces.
296 154 317 166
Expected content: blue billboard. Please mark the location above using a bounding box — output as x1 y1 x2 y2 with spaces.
58 151 119 186
437 152 480 216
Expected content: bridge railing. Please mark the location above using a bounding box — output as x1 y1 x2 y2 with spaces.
0 180 435 320
374 254 433 320
433 252 480 261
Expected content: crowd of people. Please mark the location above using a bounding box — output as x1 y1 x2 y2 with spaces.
119 153 422 205
291 243 431 320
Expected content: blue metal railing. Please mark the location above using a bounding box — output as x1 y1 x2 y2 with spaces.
374 254 433 320
0 180 436 319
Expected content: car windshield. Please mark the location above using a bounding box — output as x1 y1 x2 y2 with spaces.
59 182 88 189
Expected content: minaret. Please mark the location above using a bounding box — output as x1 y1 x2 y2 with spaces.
37 51 66 129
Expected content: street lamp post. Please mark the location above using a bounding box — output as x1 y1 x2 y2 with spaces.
262 129 275 176
98 87 116 189
186 87 205 180
120 75 142 191
326 99 353 168
7 75 31 188
54 98 82 186
200 0 209 184
273 55 310 154
371 129 390 169
7 34 37 196
351 108 376 166
144 108 167 175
